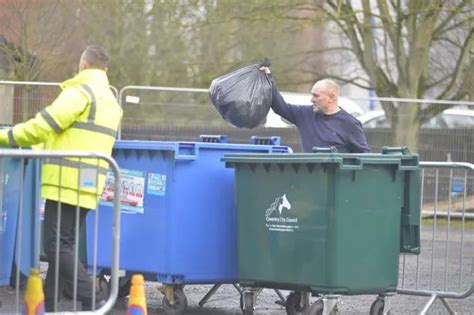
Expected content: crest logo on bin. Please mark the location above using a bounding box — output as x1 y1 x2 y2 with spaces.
265 194 291 217
265 194 299 232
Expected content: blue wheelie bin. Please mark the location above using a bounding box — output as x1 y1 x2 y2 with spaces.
86 139 290 313
0 156 40 286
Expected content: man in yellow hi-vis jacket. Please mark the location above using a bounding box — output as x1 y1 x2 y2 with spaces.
0 45 122 311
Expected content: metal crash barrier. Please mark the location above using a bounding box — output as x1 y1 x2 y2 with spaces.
0 149 121 314
397 161 474 315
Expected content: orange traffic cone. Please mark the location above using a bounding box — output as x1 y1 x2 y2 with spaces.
127 274 147 315
22 268 45 315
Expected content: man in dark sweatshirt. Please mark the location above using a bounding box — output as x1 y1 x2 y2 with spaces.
260 66 370 153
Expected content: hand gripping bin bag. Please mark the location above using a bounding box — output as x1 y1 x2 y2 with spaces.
0 157 40 285
222 149 420 295
85 141 290 289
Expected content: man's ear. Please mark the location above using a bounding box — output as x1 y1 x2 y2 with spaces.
79 59 89 71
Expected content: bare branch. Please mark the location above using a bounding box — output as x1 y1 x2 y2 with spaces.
449 60 474 101
381 27 396 82
434 21 473 40
432 0 470 37
436 28 474 99
328 1 400 96
302 69 373 89
377 0 408 81
436 36 466 48
425 73 452 90
325 2 368 71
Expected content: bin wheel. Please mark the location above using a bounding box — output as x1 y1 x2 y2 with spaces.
117 276 132 298
307 299 324 315
240 291 254 315
96 274 110 299
285 291 309 314
370 297 385 315
162 288 188 315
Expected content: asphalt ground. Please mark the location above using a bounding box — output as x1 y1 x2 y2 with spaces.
1 224 473 314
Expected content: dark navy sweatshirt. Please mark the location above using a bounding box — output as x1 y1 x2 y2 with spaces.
269 76 370 153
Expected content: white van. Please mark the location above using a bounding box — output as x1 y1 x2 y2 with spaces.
264 92 364 128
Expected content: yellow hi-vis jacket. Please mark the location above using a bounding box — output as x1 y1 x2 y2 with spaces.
0 69 123 210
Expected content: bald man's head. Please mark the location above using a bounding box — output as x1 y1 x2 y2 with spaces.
314 79 339 97
310 79 340 114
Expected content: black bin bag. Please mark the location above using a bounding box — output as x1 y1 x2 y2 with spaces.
209 61 273 128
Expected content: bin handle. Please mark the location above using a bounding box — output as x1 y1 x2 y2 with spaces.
340 157 406 170
175 143 197 160
251 136 281 146
382 146 410 155
340 158 419 171
398 165 419 171
312 146 338 153
362 156 419 171
340 157 363 170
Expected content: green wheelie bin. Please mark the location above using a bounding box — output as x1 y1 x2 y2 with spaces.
223 147 420 314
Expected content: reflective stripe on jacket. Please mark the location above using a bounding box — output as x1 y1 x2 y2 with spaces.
0 69 122 209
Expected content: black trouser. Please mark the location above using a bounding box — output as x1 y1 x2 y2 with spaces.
43 199 102 310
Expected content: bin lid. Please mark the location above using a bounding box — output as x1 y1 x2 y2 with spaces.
114 140 289 152
222 152 419 170
113 140 291 161
114 140 178 151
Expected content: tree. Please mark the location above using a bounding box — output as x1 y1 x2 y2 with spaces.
315 0 473 150
74 0 324 90
192 0 325 90
75 0 195 88
0 0 79 81
73 0 326 127
249 0 473 149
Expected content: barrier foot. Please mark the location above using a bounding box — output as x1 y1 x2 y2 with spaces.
127 274 147 315
23 268 45 315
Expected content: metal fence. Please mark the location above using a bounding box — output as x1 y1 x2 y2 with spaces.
0 81 472 162
396 161 474 315
116 85 474 160
0 81 118 126
0 81 60 126
0 149 122 314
